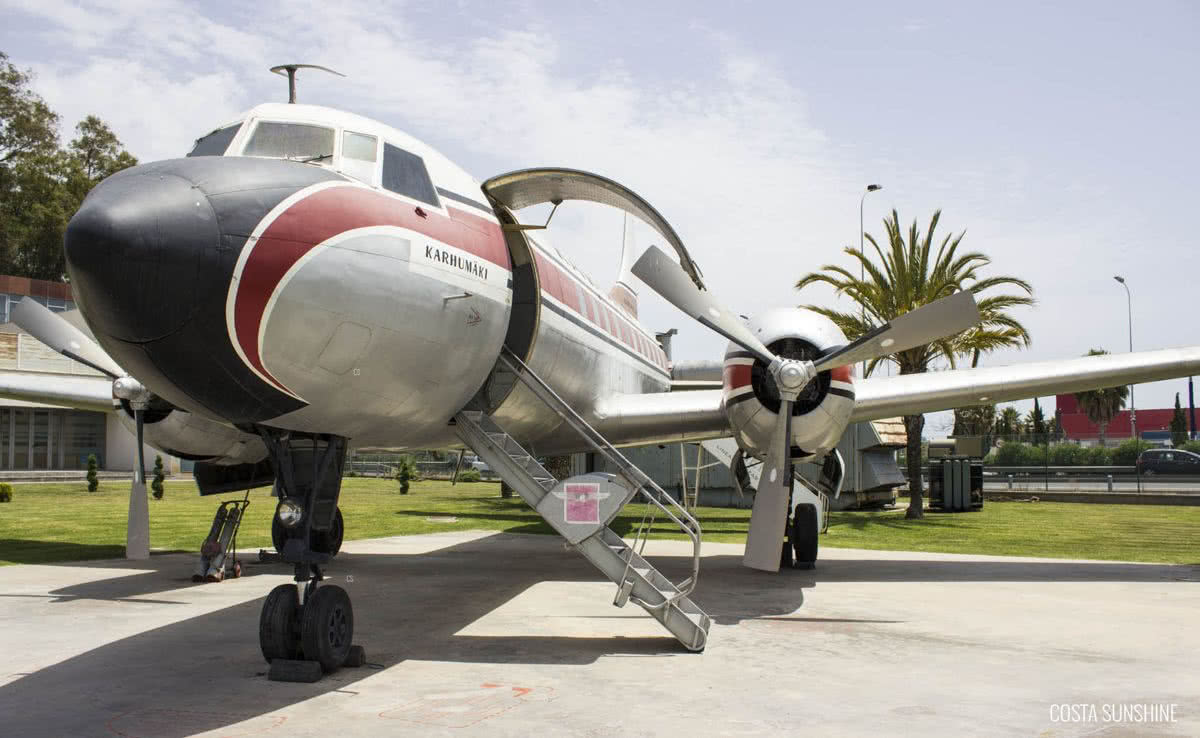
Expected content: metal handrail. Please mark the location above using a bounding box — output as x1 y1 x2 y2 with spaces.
498 346 703 601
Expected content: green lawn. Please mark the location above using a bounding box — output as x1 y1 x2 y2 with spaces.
0 478 1197 566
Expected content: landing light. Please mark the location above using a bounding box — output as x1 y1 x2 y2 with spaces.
277 498 304 528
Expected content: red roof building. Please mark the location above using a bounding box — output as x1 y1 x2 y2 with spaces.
1056 393 1181 443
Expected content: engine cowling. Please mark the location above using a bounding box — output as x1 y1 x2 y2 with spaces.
114 401 267 465
722 307 856 463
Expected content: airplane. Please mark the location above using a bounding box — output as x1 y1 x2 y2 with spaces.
4 65 1199 674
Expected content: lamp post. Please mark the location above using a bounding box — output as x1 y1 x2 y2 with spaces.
1113 276 1136 442
855 184 881 495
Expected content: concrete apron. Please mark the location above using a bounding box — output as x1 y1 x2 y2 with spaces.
0 531 1197 737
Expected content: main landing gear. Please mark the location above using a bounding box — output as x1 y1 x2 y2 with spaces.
254 430 364 681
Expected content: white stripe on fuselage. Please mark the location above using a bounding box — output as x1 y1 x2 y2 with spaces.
257 225 512 384
225 180 359 400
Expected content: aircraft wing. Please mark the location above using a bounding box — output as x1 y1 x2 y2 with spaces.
0 371 114 413
850 346 1200 423
590 389 730 448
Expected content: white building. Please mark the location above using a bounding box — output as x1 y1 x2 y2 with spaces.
0 275 179 473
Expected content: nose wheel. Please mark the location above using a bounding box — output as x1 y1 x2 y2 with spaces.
259 575 361 678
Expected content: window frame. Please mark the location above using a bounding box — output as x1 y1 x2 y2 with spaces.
338 129 382 186
238 118 339 166
380 141 442 210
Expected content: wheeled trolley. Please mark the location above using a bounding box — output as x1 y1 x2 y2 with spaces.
193 493 250 582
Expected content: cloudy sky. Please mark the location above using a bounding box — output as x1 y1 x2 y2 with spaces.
3 0 1197 433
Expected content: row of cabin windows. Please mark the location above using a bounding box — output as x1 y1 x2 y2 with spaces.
191 121 665 369
573 281 664 369
188 121 440 208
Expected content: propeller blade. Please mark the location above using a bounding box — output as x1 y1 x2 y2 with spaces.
812 290 980 373
11 298 124 378
125 406 150 559
632 245 776 365
742 398 794 572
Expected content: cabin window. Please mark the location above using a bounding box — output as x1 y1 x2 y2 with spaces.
187 123 241 157
382 143 439 206
243 121 335 162
340 131 378 184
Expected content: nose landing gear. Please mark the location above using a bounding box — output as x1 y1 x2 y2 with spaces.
254 430 364 681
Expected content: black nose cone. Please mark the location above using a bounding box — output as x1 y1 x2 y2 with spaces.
65 165 221 343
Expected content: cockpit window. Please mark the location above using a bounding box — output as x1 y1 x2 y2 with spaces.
382 143 439 206
340 131 378 184
243 121 335 162
187 123 242 157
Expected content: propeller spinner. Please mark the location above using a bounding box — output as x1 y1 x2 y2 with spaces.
632 245 981 571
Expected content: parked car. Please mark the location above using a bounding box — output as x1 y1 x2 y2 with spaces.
1136 448 1200 475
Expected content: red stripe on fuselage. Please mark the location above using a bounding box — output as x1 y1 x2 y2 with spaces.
724 364 753 390
233 184 508 391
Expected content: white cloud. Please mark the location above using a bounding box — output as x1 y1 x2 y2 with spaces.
3 0 1193 424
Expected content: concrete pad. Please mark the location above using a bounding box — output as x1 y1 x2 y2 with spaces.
0 531 1197 737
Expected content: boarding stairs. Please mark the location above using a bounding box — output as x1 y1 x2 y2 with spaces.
453 347 711 651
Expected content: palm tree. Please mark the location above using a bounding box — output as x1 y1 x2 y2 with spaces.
1073 349 1128 447
796 209 1034 519
995 406 1022 438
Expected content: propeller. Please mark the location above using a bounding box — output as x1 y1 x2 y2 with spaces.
633 245 981 571
11 298 151 558
10 298 123 378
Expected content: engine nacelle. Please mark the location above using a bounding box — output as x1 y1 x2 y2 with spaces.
114 402 267 466
722 308 855 463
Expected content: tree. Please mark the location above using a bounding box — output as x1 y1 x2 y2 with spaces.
151 455 165 499
1027 398 1047 441
86 453 98 492
0 52 137 280
995 406 1022 438
1072 349 1128 447
1051 407 1063 442
796 209 1034 519
952 403 995 437
1170 393 1189 447
63 115 138 201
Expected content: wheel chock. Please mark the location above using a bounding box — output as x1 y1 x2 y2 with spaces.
344 644 367 668
268 659 323 682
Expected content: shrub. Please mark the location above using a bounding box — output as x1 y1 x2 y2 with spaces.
458 469 482 483
0 483 11 503
1111 439 1152 466
86 454 99 492
1179 440 1200 455
993 441 1046 466
151 455 165 499
1084 446 1112 465
1048 443 1087 466
395 455 420 494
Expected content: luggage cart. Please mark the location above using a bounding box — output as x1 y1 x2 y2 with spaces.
193 492 251 582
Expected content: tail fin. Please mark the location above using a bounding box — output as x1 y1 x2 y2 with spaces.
610 213 639 318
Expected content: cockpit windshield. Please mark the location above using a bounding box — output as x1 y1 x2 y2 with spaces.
187 123 242 157
243 121 335 163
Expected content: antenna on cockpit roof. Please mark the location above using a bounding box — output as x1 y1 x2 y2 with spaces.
269 64 346 104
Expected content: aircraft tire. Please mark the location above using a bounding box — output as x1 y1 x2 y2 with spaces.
259 583 302 662
301 585 353 672
791 503 818 569
312 508 344 556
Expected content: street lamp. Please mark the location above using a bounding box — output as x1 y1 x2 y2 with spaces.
856 184 882 496
1113 276 1136 442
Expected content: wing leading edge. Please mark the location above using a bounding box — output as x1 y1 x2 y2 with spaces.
0 372 114 413
851 346 1200 423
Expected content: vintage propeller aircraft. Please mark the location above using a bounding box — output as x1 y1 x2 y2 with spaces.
5 66 1199 672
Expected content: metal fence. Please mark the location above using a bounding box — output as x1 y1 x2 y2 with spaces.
903 433 1200 502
